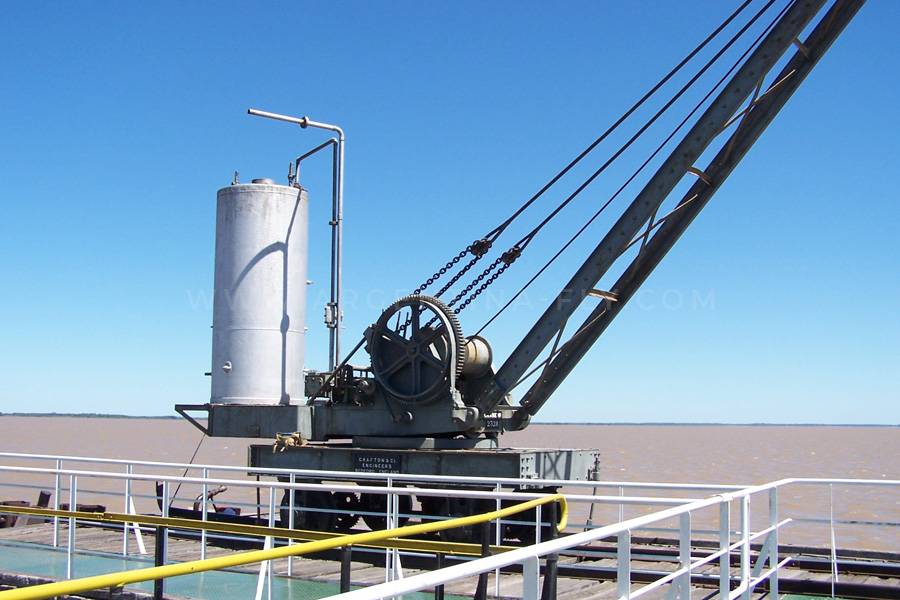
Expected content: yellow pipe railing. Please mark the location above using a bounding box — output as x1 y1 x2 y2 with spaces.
0 493 567 600
0 503 512 556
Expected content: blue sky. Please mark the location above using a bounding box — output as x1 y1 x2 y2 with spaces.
1 1 897 424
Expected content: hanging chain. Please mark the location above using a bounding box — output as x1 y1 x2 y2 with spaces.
414 246 472 295
444 242 524 313
434 255 481 299
454 263 510 314
446 257 504 309
412 236 517 316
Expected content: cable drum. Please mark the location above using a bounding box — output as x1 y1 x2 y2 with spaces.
461 336 492 379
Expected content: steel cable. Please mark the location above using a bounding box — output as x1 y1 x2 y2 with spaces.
511 0 780 253
413 0 760 297
475 0 791 334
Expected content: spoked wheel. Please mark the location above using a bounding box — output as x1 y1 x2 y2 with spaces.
279 489 337 532
359 492 411 531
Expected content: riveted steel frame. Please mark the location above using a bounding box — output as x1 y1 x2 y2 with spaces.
511 0 867 420
475 0 866 420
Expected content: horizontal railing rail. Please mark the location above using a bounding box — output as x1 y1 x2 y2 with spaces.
0 502 519 556
0 450 747 494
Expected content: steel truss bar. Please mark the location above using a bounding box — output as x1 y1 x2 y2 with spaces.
473 0 838 417
512 0 867 420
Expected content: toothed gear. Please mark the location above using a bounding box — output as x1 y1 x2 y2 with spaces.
368 295 465 406
333 491 361 531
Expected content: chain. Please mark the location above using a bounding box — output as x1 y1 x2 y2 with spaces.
434 255 481 299
414 246 472 295
446 257 504 309
454 263 510 314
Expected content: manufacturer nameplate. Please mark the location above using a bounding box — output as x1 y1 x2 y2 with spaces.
352 453 401 474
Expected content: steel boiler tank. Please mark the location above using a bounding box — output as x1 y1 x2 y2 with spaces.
210 179 309 406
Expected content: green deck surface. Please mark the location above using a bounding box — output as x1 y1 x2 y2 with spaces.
0 541 454 599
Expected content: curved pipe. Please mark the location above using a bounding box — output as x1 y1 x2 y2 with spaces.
248 108 346 369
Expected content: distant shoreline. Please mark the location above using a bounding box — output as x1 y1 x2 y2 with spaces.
0 413 894 427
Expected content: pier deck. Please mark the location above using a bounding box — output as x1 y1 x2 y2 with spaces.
2 522 899 600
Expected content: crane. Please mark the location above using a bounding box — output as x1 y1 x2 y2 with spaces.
175 0 867 534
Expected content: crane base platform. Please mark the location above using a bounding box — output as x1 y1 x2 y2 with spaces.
248 443 601 482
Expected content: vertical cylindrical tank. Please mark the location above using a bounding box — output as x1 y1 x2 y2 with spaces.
211 180 309 405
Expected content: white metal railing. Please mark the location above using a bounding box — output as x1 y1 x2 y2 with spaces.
1 452 898 600
323 483 783 600
322 478 900 600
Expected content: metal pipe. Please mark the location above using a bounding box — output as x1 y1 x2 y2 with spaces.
294 138 336 167
248 108 346 369
331 138 340 369
335 127 345 367
293 138 341 367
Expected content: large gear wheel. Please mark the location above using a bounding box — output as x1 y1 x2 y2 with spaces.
368 295 465 406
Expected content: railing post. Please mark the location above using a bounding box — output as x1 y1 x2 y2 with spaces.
719 500 731 599
830 483 839 597
67 473 77 579
541 500 559 600
769 487 779 599
123 464 132 556
255 536 273 600
267 486 276 600
288 473 296 576
740 495 750 600
536 503 543 544
53 459 61 548
523 555 540 600
617 529 631 600
474 519 491 600
434 551 446 600
495 483 503 598
677 512 691 599
155 481 169 600
153 526 167 600
341 545 353 593
201 467 209 560
387 479 400 582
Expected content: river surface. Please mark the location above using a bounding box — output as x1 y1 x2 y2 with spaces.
1 416 897 551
